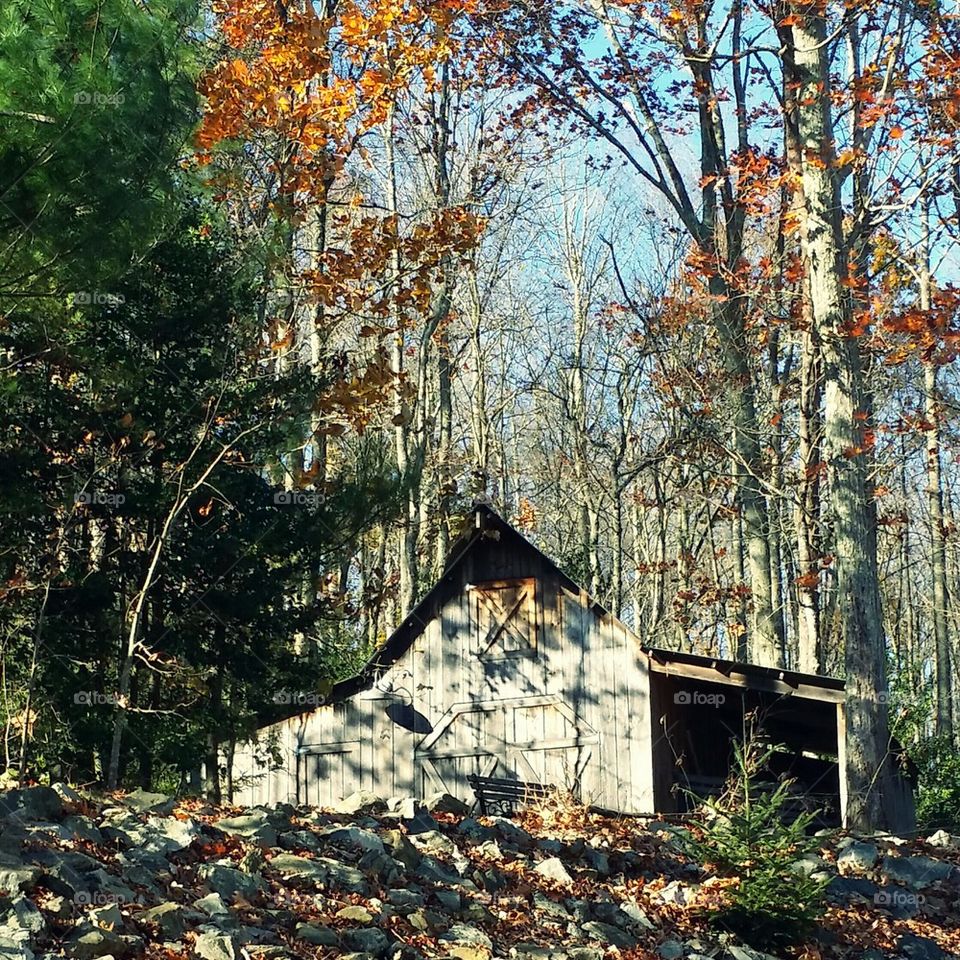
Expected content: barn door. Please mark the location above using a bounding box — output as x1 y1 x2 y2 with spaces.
418 753 498 799
414 696 599 804
298 741 359 807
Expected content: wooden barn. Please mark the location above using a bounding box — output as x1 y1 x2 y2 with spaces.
232 503 914 829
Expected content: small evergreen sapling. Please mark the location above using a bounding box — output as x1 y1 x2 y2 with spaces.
680 730 831 947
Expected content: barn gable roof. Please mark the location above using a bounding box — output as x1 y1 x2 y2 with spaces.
311 502 845 711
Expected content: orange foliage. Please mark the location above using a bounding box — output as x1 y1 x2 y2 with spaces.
198 0 484 431
882 287 960 365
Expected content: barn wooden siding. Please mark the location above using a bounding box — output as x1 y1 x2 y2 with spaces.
231 526 654 812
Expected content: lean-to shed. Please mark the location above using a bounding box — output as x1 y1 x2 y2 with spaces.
232 503 915 830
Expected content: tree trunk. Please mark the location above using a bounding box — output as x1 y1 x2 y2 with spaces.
715 296 783 667
920 203 953 741
796 324 823 672
787 2 898 831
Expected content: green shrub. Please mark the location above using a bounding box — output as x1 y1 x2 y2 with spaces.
911 737 960 833
680 733 831 948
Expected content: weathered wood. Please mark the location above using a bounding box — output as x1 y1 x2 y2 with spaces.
229 504 908 824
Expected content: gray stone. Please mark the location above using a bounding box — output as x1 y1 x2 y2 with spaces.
198 862 266 900
358 850 403 885
0 787 63 822
434 889 461 913
194 893 233 919
405 811 440 836
141 902 186 939
294 922 339 946
119 789 174 817
443 948 491 960
790 853 829 877
0 940 32 960
826 875 879 903
387 889 425 909
926 830 955 849
0 855 40 894
23 821 72 842
194 931 240 960
475 866 508 894
278 830 322 853
64 924 130 959
872 885 924 919
265 853 326 885
658 941 686 960
487 817 531 848
654 880 697 906
4 895 45 935
591 902 630 928
332 791 387 816
341 927 389 955
580 921 637 949
88 870 137 905
897 934 948 960
337 905 374 923
882 854 953 890
618 901 654 929
52 783 84 806
534 856 573 885
410 830 458 857
416 857 466 886
89 902 124 930
44 895 71 920
425 793 471 816
456 819 494 843
536 839 563 855
532 891 568 920
317 856 368 893
63 816 104 845
475 840 503 861
441 923 492 949
216 812 278 847
117 860 165 897
566 951 603 960
725 948 780 960
581 848 609 876
98 808 193 857
511 946 559 958
565 898 591 923
383 829 421 870
316 824 385 854
837 841 879 875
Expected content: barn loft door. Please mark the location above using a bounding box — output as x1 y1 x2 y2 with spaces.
474 578 537 658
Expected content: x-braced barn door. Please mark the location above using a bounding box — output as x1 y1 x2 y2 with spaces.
414 696 599 803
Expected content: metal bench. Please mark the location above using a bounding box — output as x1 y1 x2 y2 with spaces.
467 774 553 815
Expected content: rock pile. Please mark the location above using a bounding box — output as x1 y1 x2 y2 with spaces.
0 784 957 959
